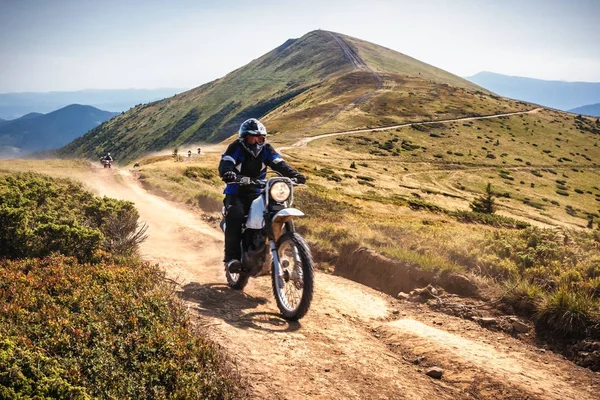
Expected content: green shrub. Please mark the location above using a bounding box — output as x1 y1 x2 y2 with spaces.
523 199 545 210
356 175 375 182
407 199 443 213
503 280 544 316
0 338 89 399
536 287 599 338
452 210 529 229
183 166 216 180
0 172 146 261
0 256 240 399
470 183 496 214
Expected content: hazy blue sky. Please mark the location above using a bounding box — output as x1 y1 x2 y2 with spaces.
1 0 598 92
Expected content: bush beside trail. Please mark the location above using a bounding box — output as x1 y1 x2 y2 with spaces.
0 171 146 261
0 256 241 399
0 171 242 399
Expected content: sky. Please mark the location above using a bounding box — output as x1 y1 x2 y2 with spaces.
0 0 599 92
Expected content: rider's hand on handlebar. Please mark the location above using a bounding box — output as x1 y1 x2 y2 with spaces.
222 171 238 183
293 173 306 184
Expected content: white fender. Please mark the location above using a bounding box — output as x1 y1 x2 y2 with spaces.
272 208 305 223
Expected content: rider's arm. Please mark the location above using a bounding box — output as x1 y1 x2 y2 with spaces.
264 144 300 177
218 142 241 177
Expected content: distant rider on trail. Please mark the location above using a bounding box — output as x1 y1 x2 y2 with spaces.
101 152 113 168
218 118 306 273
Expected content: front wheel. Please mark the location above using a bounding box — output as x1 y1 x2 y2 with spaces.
272 232 314 320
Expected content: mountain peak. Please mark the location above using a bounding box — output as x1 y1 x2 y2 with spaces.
59 30 492 161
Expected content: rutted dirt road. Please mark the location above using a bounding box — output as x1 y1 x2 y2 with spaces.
81 166 599 400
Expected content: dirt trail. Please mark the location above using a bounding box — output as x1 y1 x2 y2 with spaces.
281 108 543 152
80 166 598 400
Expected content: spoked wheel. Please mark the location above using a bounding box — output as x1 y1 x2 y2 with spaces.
226 268 249 290
272 232 314 320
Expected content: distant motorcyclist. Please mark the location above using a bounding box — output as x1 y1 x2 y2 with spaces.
100 152 113 168
218 118 306 273
188 150 192 158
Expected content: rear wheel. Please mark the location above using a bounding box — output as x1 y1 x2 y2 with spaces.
272 232 314 320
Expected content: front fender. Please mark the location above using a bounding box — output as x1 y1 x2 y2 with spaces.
272 208 305 241
272 208 305 223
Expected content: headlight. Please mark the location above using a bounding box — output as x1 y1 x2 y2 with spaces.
270 181 291 202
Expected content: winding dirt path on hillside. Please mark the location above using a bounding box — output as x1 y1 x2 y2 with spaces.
76 165 599 400
282 107 543 151
309 33 385 131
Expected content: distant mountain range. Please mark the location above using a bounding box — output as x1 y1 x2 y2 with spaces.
465 71 600 111
568 103 600 117
0 88 185 120
0 104 118 158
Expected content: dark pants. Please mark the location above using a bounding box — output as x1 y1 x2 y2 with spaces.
224 193 259 262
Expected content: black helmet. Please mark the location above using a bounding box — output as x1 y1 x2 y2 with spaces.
238 118 267 138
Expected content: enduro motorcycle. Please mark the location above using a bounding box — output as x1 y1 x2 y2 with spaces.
102 159 112 169
220 175 314 320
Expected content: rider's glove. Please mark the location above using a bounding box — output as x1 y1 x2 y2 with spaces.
293 173 306 184
222 171 238 183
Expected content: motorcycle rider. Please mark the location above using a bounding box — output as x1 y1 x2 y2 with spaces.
102 152 113 162
219 118 306 273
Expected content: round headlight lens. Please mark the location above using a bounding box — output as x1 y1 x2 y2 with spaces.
270 181 291 202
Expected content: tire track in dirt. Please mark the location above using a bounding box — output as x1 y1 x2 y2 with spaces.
329 32 383 90
77 164 598 400
309 33 385 131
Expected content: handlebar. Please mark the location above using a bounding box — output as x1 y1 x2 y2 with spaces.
236 176 301 187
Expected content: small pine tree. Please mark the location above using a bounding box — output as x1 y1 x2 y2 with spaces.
172 147 181 162
588 215 594 229
470 183 496 214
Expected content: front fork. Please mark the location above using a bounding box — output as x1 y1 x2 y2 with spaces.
270 234 301 288
270 241 284 287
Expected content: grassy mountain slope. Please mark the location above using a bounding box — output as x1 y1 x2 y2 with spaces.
58 30 526 163
0 105 117 157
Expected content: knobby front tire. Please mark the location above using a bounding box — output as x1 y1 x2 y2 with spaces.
271 232 314 320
